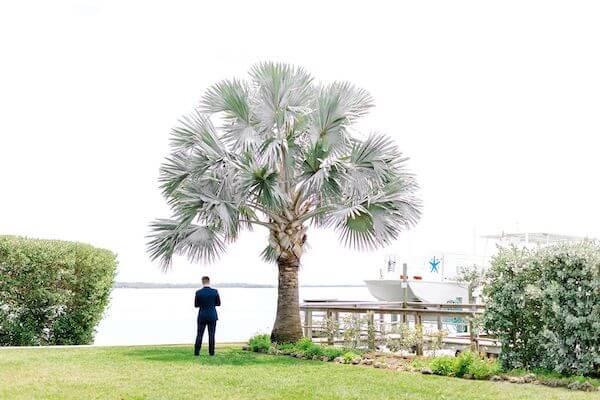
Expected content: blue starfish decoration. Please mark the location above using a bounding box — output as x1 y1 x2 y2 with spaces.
429 256 441 273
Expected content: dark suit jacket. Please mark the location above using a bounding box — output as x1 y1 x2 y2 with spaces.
194 287 221 322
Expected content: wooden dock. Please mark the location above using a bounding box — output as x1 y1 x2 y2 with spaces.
300 299 500 356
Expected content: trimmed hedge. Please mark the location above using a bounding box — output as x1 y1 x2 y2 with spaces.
484 242 600 376
0 235 117 345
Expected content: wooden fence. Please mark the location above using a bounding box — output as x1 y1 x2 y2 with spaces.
299 300 499 356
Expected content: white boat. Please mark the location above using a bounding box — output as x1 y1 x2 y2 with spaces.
365 232 590 305
364 279 468 304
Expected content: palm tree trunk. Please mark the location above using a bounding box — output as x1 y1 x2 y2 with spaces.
271 255 303 343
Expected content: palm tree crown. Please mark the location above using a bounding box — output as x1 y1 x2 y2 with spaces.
148 62 421 270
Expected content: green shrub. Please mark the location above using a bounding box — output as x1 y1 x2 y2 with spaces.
483 247 544 370
303 343 324 358
0 236 117 346
467 358 501 380
278 343 296 354
430 352 500 379
248 334 271 352
484 242 600 375
294 337 314 351
454 351 476 378
430 356 456 376
322 346 344 361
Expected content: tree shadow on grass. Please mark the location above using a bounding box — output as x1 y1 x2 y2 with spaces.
124 346 315 367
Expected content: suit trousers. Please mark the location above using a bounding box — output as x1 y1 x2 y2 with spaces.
194 320 217 356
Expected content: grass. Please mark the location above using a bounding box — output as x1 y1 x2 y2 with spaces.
1 345 598 400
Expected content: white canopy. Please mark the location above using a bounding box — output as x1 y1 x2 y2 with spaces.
481 232 589 246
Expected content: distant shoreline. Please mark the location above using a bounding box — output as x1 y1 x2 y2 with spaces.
114 282 365 289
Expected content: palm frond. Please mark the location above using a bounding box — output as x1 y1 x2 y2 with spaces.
200 79 251 122
330 204 380 250
298 140 346 198
147 219 225 269
309 82 373 152
260 244 278 263
344 133 407 197
158 152 190 197
170 111 220 154
250 62 314 132
199 79 262 153
323 178 421 251
240 162 286 210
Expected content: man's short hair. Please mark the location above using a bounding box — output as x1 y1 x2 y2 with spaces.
202 276 210 284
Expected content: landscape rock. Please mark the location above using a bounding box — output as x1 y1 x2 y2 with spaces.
420 368 433 375
508 377 525 384
522 373 536 383
351 358 361 365
333 357 344 364
312 355 320 361
541 378 565 388
567 381 597 392
360 359 373 366
463 374 473 380
373 361 387 369
489 375 503 382
320 356 330 362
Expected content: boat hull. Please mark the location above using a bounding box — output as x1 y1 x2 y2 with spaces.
364 280 469 304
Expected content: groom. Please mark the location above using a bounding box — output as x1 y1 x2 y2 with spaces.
194 276 221 356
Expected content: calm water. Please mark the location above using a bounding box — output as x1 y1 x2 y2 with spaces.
94 287 373 345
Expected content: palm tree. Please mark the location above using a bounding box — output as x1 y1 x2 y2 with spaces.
148 62 421 343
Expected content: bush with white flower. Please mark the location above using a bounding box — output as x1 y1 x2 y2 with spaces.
483 242 600 376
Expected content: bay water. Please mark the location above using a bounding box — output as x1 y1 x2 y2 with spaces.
94 287 374 345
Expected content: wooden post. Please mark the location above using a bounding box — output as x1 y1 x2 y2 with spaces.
367 311 375 351
304 309 313 339
326 310 334 345
415 313 423 356
378 312 385 342
436 305 443 347
468 284 476 352
402 263 408 323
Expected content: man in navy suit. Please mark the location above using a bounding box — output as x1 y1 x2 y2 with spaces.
194 276 221 356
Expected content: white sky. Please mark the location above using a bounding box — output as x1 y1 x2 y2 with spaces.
1 1 599 285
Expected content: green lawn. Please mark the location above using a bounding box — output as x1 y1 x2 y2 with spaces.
0 345 597 400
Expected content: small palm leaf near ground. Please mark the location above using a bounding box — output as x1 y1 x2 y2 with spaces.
147 62 421 343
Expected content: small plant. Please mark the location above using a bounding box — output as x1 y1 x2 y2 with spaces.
467 358 502 380
431 356 456 376
385 323 420 353
278 343 296 355
322 315 340 344
303 343 325 358
248 334 271 353
342 314 365 348
425 328 448 357
295 337 314 351
342 351 361 364
322 346 344 361
453 351 477 378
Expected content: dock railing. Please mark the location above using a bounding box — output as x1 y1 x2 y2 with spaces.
299 300 497 356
